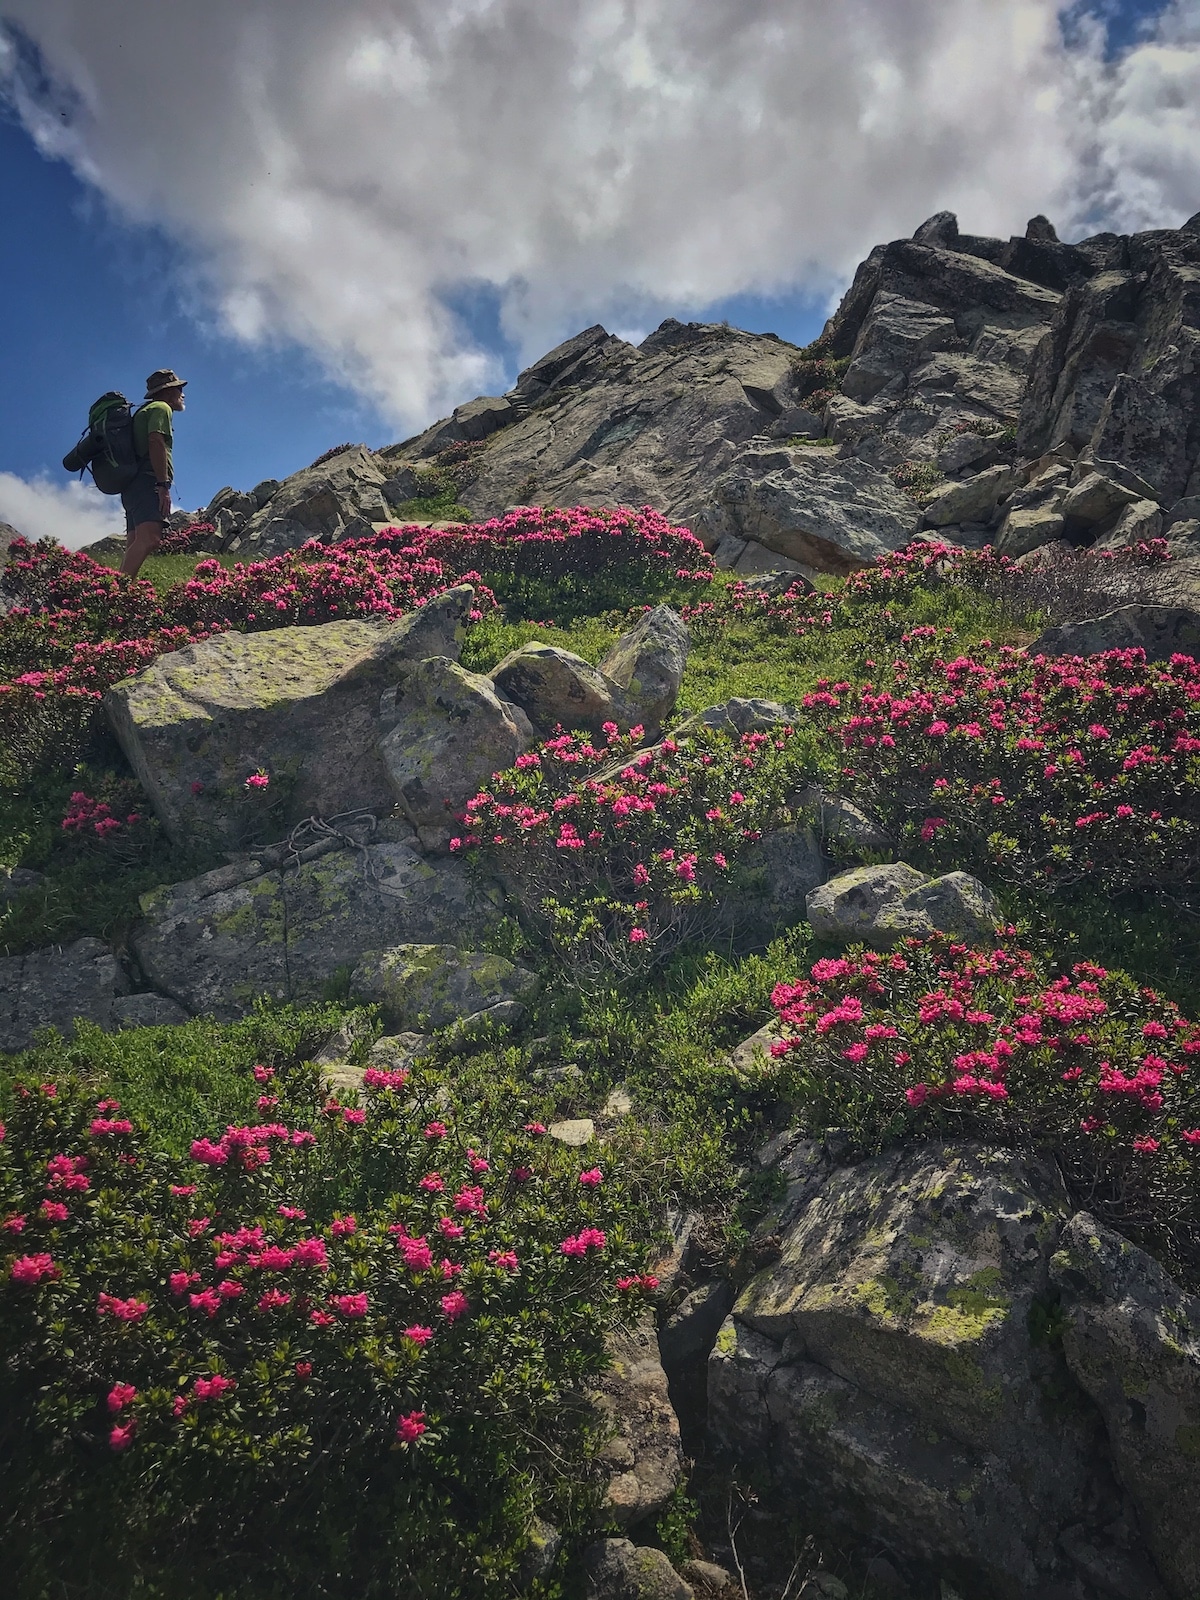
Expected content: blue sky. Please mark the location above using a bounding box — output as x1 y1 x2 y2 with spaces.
0 0 1190 535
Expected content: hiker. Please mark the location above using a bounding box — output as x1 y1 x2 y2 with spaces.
120 369 187 578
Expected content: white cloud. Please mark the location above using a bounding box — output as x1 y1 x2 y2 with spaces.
0 2 1198 437
0 472 123 551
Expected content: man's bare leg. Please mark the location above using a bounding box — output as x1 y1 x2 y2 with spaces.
120 520 163 578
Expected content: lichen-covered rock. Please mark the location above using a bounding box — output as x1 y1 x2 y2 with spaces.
0 938 130 1054
674 697 797 739
131 843 499 1020
806 864 999 949
1052 1213 1200 1600
703 451 923 572
592 1313 684 1531
350 943 538 1031
1092 497 1163 551
1030 604 1200 662
490 643 638 736
105 587 475 846
708 1141 1169 1600
583 1539 694 1600
596 606 689 732
994 503 1066 555
922 465 1016 528
378 656 536 845
797 786 891 857
234 444 392 554
803 863 925 939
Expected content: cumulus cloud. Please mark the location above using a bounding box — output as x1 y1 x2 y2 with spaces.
0 472 123 551
0 2 1197 435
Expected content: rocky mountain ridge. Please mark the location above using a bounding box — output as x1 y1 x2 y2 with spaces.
187 206 1200 584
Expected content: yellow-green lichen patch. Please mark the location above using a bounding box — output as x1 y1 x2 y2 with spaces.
852 1275 917 1324
714 1322 739 1357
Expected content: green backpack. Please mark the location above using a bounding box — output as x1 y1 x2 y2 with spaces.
62 392 143 494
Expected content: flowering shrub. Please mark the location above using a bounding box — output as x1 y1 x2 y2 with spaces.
0 509 709 774
769 936 1200 1278
0 1062 653 1595
158 521 216 553
800 632 1200 891
454 721 812 974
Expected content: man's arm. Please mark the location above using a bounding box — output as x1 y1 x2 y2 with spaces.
147 432 171 517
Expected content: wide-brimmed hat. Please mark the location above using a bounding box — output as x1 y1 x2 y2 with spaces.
145 368 188 396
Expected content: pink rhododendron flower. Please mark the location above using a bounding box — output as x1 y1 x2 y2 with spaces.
440 1290 469 1320
10 1253 58 1285
331 1292 368 1318
40 1201 69 1222
578 1167 603 1186
107 1383 138 1413
193 1374 236 1401
109 1421 136 1451
97 1293 149 1322
404 1325 434 1346
396 1410 427 1443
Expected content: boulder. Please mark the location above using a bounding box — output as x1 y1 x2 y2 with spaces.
705 451 923 573
994 503 1065 556
840 293 959 403
1052 1213 1200 1600
1062 472 1141 528
1092 498 1163 551
0 938 131 1055
378 657 536 845
583 1540 694 1600
105 587 475 847
797 786 891 856
730 540 816 581
727 1020 786 1082
674 697 797 739
936 431 999 474
806 864 1000 949
235 444 392 553
679 1560 735 1595
593 1312 684 1532
921 465 1016 528
490 644 638 736
1030 604 1200 662
548 1117 594 1147
131 842 499 1021
726 824 829 939
596 606 690 731
709 1140 1170 1600
349 943 538 1032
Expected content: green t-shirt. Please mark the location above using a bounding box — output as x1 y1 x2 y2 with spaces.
133 400 174 483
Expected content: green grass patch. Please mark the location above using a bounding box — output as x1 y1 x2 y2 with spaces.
0 1003 349 1153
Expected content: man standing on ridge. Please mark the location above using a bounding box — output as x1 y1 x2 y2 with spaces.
120 368 187 578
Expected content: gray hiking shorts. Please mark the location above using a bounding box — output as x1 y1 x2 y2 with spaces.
121 463 167 532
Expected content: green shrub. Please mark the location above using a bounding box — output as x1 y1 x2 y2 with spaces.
0 1056 654 1598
